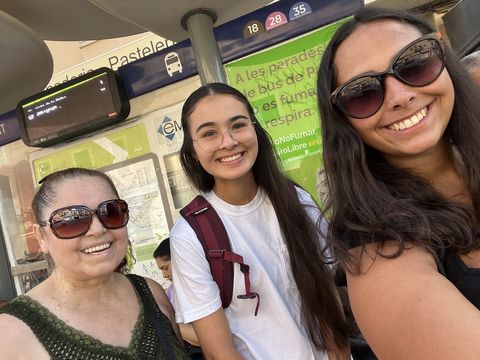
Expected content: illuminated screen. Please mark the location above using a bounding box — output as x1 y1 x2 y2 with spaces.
20 72 120 146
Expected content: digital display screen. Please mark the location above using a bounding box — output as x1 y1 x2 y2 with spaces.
17 68 130 147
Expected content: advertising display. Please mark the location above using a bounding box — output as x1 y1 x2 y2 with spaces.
225 20 346 201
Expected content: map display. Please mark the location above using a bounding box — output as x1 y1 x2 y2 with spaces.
102 153 171 286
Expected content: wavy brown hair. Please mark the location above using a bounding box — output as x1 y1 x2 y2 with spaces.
180 83 348 354
317 7 480 272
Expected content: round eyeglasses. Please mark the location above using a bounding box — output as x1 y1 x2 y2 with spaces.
192 118 256 153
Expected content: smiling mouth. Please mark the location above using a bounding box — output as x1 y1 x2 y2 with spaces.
218 152 244 163
82 243 111 254
387 106 427 131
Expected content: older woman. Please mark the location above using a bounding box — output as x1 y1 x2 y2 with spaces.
317 7 480 360
0 167 188 359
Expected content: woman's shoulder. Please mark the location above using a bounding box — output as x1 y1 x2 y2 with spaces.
170 205 199 237
132 276 177 333
0 300 49 358
142 276 168 300
0 307 33 338
347 243 480 359
127 275 172 313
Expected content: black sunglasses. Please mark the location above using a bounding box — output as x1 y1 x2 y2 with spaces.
331 32 445 119
39 199 129 239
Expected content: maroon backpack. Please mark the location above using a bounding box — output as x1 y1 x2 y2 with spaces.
180 195 260 315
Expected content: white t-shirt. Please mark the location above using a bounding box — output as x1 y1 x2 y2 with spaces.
170 187 328 360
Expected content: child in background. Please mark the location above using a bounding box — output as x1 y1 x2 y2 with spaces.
154 239 174 299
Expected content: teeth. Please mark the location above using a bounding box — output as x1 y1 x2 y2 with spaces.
387 107 427 131
219 153 242 163
83 243 111 254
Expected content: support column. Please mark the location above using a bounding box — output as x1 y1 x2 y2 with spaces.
181 9 227 84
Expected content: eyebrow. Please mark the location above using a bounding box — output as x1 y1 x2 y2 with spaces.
194 115 249 134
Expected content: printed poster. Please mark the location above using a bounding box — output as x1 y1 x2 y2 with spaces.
225 19 347 202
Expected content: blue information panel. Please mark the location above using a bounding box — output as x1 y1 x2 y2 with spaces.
119 40 197 99
0 111 20 146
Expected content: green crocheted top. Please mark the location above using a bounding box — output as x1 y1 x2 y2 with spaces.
0 274 189 360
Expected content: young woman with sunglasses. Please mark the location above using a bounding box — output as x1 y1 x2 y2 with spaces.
317 7 480 359
0 168 189 359
170 83 349 359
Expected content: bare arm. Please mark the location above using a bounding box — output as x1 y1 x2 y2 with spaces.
347 243 480 359
0 313 49 359
193 307 245 360
179 323 200 346
145 278 183 343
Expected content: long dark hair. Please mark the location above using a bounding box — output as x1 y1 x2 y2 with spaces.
317 7 480 271
180 83 348 354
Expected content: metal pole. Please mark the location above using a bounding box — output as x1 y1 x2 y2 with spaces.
182 9 227 84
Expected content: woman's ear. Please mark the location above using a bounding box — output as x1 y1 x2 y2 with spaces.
33 223 49 254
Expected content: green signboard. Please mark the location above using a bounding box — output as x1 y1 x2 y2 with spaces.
32 124 151 184
225 20 346 202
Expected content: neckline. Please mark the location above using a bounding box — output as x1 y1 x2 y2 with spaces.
21 282 144 352
206 187 265 215
452 253 480 274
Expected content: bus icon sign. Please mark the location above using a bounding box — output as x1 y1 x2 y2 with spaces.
165 52 183 77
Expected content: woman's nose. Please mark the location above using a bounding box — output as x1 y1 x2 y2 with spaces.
218 129 238 149
383 76 416 111
85 214 106 236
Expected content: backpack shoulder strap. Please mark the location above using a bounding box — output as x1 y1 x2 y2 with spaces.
180 195 234 308
180 195 260 315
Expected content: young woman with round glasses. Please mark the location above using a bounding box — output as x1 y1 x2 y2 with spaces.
317 7 480 359
0 168 189 359
170 82 349 359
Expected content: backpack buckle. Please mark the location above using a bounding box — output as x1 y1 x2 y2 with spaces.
208 249 225 259
237 293 256 300
239 264 249 273
193 206 209 216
